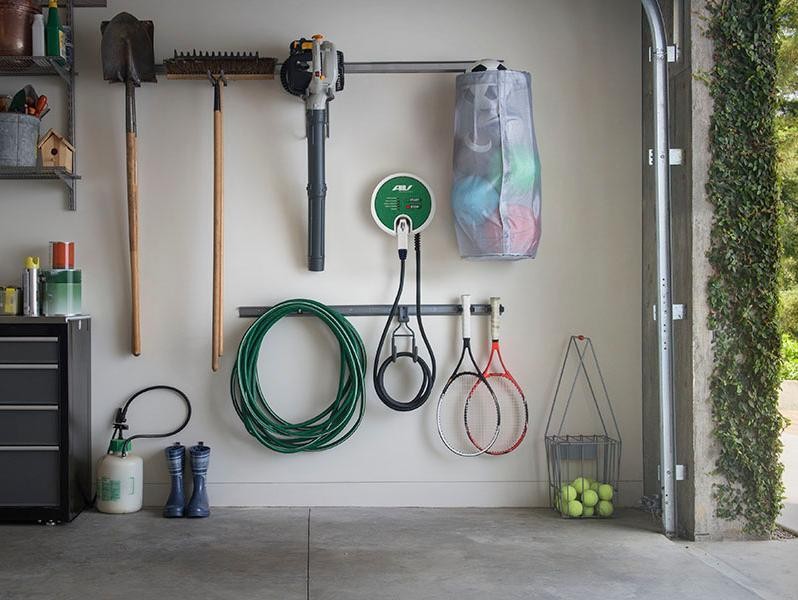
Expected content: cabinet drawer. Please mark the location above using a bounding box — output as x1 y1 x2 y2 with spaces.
0 407 59 445
0 366 59 405
0 447 60 506
0 337 59 364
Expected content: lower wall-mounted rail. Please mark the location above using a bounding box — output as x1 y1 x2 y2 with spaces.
237 303 503 319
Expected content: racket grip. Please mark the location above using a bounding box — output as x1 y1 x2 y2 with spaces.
490 297 501 341
461 294 472 340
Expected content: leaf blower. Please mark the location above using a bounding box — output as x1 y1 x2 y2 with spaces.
280 35 344 272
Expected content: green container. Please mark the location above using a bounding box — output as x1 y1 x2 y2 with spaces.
42 269 81 316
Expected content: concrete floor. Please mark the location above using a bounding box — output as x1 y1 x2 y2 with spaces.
0 508 795 600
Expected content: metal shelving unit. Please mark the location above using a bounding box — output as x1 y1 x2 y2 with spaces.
0 0 78 210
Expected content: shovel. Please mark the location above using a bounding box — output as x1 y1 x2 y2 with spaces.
101 12 157 356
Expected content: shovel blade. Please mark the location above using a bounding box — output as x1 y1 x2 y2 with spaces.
100 12 157 86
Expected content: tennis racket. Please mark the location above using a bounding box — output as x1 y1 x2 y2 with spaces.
466 297 528 455
437 294 500 456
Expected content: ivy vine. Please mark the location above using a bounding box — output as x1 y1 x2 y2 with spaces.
706 0 786 536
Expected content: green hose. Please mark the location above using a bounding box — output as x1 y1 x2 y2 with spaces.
231 299 367 453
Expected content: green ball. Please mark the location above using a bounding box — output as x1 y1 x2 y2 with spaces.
598 484 614 501
560 485 577 503
581 489 599 507
589 481 601 492
506 148 538 194
583 506 595 517
597 500 614 517
571 477 590 495
567 500 584 518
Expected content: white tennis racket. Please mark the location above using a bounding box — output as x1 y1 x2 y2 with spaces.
436 294 500 456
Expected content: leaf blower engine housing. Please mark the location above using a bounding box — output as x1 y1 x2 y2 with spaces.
280 35 345 272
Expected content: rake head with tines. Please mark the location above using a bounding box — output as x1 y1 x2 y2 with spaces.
164 50 276 80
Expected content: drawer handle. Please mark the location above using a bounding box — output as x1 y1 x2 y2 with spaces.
0 337 58 343
0 405 58 411
0 446 59 451
0 364 58 370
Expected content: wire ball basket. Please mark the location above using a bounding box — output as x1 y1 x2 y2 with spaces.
544 336 622 519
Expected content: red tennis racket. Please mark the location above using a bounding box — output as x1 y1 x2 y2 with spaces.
466 297 528 455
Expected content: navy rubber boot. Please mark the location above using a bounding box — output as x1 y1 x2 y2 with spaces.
163 442 185 518
186 442 210 518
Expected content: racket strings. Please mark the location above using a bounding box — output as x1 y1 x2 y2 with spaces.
477 374 527 454
438 373 499 456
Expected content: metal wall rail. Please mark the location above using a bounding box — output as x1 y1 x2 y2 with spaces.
154 60 481 77
641 0 677 538
238 303 503 319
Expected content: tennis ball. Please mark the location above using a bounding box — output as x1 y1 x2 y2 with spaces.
560 484 577 504
597 500 614 517
567 500 584 518
597 484 614 501
581 489 599 508
582 506 595 517
572 477 590 494
589 481 601 492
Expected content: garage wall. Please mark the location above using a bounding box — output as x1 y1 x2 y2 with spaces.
0 0 643 507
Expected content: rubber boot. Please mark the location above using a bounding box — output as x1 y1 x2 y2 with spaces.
186 442 210 518
163 442 186 518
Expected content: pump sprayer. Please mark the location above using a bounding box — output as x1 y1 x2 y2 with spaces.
96 386 192 514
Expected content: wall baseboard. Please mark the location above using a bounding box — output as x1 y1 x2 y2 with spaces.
143 480 643 508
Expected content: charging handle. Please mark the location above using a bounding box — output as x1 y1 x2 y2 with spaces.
396 217 410 259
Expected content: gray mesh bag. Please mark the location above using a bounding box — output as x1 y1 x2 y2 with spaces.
451 69 542 259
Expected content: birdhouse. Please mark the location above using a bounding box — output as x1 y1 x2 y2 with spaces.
38 129 74 173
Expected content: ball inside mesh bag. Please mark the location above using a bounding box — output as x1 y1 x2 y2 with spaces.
453 137 502 181
452 175 501 253
479 203 539 256
505 146 539 195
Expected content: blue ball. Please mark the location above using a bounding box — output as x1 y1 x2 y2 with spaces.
451 175 500 227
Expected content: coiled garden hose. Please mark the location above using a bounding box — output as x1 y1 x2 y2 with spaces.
231 299 367 453
373 234 437 411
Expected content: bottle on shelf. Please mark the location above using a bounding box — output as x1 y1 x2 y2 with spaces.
22 256 40 317
45 0 66 60
32 13 45 57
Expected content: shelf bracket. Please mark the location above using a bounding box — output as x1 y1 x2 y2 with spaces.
49 58 71 84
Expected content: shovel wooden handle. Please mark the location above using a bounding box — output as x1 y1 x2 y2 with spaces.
125 82 141 357
212 84 224 371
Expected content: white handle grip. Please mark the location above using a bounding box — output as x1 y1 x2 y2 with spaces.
461 294 472 340
490 297 501 341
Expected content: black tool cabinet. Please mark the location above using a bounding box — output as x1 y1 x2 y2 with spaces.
0 316 91 523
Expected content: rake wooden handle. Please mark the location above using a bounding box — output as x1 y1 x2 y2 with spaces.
212 84 224 371
125 80 142 357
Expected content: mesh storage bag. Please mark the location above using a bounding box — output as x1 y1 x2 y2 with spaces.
452 69 542 259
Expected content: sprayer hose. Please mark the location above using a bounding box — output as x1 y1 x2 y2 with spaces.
231 299 367 453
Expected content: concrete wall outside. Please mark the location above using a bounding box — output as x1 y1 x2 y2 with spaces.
0 0 643 507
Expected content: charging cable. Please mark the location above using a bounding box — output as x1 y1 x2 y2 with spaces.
373 219 437 411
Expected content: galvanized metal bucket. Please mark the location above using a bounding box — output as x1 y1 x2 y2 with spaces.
0 113 40 167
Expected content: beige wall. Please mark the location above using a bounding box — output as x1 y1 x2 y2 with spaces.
0 0 642 506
